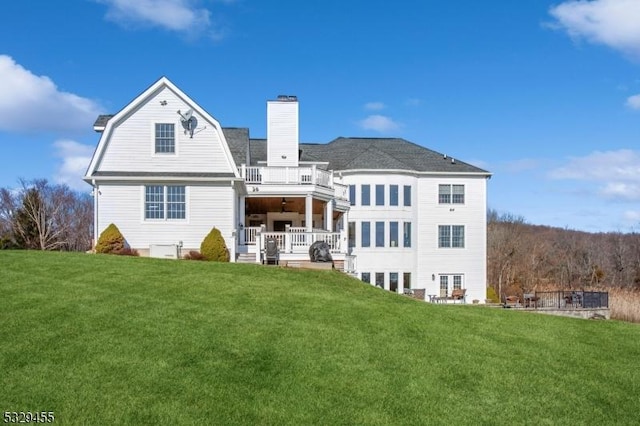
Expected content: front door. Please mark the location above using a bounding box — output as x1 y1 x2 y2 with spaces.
273 220 292 232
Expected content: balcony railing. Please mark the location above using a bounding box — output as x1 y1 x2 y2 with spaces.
334 182 349 201
241 165 333 189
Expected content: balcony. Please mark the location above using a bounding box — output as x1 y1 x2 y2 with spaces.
242 165 331 188
240 165 349 202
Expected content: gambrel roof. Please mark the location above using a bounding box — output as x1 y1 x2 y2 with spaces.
89 77 489 178
84 77 240 182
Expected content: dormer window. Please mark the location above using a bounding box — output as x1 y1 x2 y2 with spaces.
155 123 175 153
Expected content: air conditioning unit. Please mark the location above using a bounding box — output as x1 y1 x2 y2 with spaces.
149 244 179 259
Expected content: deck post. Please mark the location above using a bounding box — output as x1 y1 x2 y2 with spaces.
325 199 333 232
305 194 313 232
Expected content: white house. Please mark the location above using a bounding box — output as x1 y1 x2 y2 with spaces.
84 77 491 302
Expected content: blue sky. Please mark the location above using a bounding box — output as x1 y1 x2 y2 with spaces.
1 0 639 232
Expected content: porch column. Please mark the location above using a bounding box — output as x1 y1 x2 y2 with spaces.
325 200 333 232
238 195 246 244
305 194 313 232
341 209 349 253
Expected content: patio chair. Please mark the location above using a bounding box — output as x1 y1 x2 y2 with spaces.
523 293 539 308
263 238 279 265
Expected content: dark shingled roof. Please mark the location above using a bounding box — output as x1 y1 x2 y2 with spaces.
226 134 489 174
91 114 488 174
94 114 115 128
222 128 250 168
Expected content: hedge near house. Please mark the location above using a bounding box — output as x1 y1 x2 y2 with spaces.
200 227 230 262
95 223 125 254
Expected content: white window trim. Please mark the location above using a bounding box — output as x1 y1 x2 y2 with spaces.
438 184 465 205
438 224 465 248
141 185 189 223
151 122 180 157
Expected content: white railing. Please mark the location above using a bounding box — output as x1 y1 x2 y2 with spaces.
334 182 349 201
254 231 344 254
240 227 260 245
242 165 334 189
344 255 357 273
315 168 332 187
288 227 307 233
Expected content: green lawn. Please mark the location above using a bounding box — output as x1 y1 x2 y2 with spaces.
1 251 639 425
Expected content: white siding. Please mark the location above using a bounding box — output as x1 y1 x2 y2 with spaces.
97 87 235 174
342 173 418 292
344 172 487 302
416 177 487 303
96 183 236 253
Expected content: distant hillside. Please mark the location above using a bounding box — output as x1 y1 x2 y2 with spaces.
487 210 640 297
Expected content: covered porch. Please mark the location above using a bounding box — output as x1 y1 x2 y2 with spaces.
236 194 351 265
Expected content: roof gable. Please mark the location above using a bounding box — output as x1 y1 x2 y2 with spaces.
84 77 240 181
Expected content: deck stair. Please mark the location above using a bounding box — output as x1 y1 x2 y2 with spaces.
236 253 256 263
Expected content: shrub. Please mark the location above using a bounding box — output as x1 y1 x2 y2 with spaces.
95 223 125 254
0 235 17 250
200 228 230 262
117 247 139 257
486 286 500 303
183 250 206 261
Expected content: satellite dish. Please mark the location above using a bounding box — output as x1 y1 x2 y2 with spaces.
177 109 196 138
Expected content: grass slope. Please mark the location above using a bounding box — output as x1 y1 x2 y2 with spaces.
1 251 640 425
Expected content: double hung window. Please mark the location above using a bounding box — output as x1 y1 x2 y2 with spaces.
155 123 175 153
438 225 465 248
145 185 185 220
438 184 465 204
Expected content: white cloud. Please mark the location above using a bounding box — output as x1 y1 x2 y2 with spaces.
549 0 640 60
0 55 102 134
626 93 640 109
549 149 640 202
623 210 640 224
358 115 401 133
600 182 640 200
53 140 94 190
364 102 385 111
97 0 214 36
549 149 640 180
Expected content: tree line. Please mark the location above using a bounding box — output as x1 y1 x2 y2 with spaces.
488 209 640 299
0 179 93 252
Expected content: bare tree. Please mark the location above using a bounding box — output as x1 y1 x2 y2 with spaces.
1 179 93 251
487 209 526 300
487 209 640 293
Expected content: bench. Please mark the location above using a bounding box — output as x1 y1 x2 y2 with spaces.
504 295 520 308
451 288 466 303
